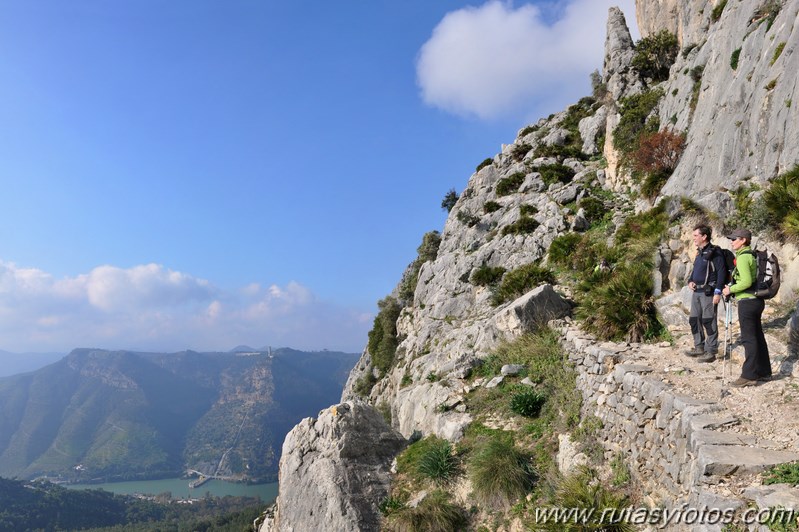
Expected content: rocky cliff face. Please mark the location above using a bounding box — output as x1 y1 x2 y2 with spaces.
261 2 799 530
640 0 799 208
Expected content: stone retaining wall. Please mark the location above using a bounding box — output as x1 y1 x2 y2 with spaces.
555 320 799 528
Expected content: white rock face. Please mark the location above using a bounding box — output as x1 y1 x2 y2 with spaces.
266 402 406 532
654 0 799 205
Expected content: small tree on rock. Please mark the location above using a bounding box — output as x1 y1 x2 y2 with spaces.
441 188 459 213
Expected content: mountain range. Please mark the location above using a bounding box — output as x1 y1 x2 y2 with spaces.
0 347 358 483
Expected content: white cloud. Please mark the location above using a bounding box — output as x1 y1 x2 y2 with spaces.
416 0 639 120
0 260 371 354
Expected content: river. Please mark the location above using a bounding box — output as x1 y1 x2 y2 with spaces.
67 477 278 503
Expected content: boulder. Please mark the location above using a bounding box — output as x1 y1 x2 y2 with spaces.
493 284 572 335
270 402 406 532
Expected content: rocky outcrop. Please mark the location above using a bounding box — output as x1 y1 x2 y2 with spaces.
603 6 644 101
262 402 406 532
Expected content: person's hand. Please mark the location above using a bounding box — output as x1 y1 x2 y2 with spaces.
688 281 696 291
713 294 721 305
722 286 731 297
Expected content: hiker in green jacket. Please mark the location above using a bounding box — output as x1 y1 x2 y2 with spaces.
722 228 772 387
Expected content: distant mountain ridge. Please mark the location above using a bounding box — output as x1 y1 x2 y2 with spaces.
0 347 359 483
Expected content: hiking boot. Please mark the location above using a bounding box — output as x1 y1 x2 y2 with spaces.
757 375 772 382
730 377 757 387
684 347 704 357
696 353 717 363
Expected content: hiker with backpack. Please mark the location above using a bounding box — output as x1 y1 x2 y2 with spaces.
722 228 772 387
685 224 728 363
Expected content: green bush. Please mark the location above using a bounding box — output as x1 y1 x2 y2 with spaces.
496 172 526 196
501 216 540 236
483 200 501 213
641 170 671 200
764 165 799 239
532 143 586 161
491 263 556 306
469 434 535 508
578 261 663 342
383 490 467 532
519 125 538 137
632 30 678 82
577 196 606 224
519 203 539 216
711 0 728 21
398 231 442 302
353 371 377 397
612 89 664 163
455 210 480 227
367 297 403 373
763 461 799 485
548 233 584 267
440 189 458 213
576 204 668 342
397 436 457 484
511 143 533 162
417 440 457 484
537 163 576 186
730 47 741 70
471 264 506 287
379 495 407 517
476 158 493 173
509 387 546 418
538 466 633 531
772 41 786 65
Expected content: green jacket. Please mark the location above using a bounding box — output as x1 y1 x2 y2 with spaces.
729 246 756 299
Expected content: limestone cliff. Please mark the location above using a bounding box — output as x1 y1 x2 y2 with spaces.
260 2 799 530
641 0 799 207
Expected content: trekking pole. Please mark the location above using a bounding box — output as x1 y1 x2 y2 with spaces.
720 296 732 399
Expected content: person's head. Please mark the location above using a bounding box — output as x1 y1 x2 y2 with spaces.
692 224 712 246
726 228 751 250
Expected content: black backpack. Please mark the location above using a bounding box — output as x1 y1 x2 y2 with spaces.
707 245 736 287
741 249 781 299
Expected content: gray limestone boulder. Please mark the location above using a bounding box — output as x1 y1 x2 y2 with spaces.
270 402 406 532
493 284 572 336
579 106 608 155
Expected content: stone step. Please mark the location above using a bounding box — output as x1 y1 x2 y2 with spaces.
695 445 799 484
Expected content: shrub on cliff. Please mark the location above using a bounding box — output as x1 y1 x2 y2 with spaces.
578 204 668 342
383 490 467 532
537 163 576 186
440 189 458 213
500 215 540 236
536 466 633 531
764 164 799 240
612 88 663 165
490 263 555 306
496 172 526 196
470 264 506 287
468 434 535 508
398 231 442 303
367 297 403 373
632 128 686 199
632 29 678 82
397 436 458 485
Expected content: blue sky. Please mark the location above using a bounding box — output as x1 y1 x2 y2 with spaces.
0 0 637 354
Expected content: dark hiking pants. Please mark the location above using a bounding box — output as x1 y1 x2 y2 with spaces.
738 297 771 380
689 291 718 353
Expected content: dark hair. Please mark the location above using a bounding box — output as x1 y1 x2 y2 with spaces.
693 223 712 240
